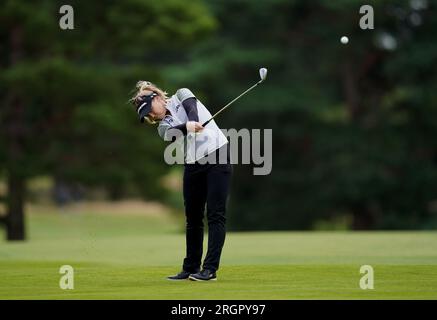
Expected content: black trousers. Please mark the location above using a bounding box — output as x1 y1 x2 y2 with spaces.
182 146 232 273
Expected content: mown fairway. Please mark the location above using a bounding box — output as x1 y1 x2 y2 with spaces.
1 204 436 299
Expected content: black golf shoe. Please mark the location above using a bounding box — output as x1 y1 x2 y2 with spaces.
188 269 217 281
167 270 198 281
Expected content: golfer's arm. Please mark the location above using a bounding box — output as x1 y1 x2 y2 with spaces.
182 97 199 122
158 122 187 142
177 88 199 122
158 89 199 142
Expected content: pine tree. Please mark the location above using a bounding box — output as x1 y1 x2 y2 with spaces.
0 0 216 240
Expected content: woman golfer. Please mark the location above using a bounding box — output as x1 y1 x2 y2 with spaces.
131 81 231 281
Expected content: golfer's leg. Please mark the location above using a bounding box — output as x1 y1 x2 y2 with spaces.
182 166 207 272
203 164 232 272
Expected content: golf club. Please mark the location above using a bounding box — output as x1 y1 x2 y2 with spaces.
202 67 268 127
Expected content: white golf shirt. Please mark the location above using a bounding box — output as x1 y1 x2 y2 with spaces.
157 88 228 163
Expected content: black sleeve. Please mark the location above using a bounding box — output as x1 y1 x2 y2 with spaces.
182 97 199 122
171 123 187 135
165 123 188 142
165 98 198 141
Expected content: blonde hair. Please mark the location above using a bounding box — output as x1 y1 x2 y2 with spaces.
130 81 168 125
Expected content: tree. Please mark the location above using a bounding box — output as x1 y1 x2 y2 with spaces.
165 0 437 230
0 0 216 240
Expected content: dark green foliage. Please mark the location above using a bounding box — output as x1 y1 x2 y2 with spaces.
166 0 437 230
0 0 216 239
1 0 436 234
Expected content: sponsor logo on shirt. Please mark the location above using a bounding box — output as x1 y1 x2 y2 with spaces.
163 115 174 125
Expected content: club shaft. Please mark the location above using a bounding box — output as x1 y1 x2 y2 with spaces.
203 80 262 126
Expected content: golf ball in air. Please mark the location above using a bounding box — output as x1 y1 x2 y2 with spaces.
341 36 349 44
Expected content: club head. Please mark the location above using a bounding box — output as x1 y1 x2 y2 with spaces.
259 68 268 82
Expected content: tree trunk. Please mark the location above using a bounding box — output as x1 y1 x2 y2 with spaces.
5 24 26 241
351 205 374 230
6 174 26 240
341 60 360 121
108 184 124 201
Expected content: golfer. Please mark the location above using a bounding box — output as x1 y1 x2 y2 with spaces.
131 81 232 281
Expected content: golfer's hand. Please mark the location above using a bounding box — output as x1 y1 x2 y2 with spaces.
186 121 204 133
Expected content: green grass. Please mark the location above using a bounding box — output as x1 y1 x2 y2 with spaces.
1 207 437 299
